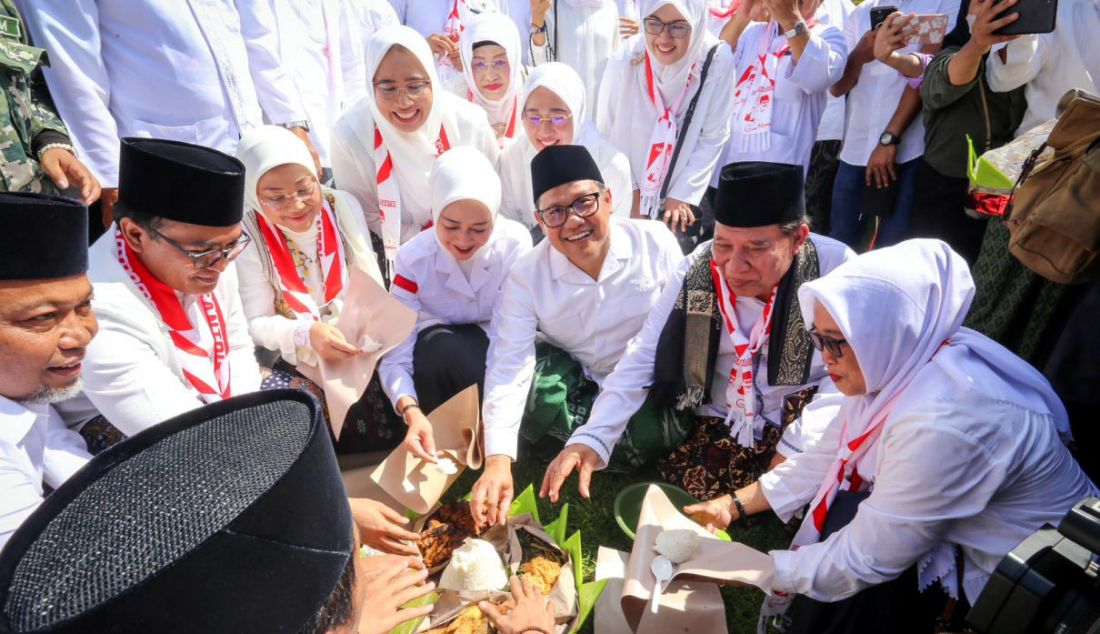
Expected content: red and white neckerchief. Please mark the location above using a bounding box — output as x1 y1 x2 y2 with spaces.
254 200 346 320
708 0 741 19
374 125 451 276
710 260 777 448
114 227 232 403
441 0 468 69
468 90 519 140
639 52 698 219
731 19 818 152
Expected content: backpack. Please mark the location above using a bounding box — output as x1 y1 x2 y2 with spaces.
1005 89 1100 284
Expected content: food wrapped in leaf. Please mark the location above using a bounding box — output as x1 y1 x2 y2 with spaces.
417 501 484 569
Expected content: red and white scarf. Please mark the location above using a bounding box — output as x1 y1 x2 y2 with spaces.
374 125 451 275
708 0 740 18
731 20 817 152
441 0 467 69
640 52 698 219
255 201 346 320
711 260 777 448
114 228 232 403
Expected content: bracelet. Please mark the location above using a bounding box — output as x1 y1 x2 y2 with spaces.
731 492 747 524
36 142 75 161
530 21 546 34
278 120 311 132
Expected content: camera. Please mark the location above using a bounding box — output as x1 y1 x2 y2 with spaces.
968 497 1100 633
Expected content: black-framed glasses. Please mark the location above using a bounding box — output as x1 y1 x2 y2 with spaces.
524 112 573 128
643 16 692 39
150 228 252 270
535 192 601 229
807 327 848 358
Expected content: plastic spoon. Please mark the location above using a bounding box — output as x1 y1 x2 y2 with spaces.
650 555 673 614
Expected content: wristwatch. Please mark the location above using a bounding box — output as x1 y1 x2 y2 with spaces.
782 20 809 39
279 120 311 132
879 131 901 146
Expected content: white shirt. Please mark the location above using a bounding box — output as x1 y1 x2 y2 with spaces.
812 0 856 142
597 43 735 206
837 0 960 167
566 234 854 467
271 0 369 167
21 0 308 187
0 397 90 552
529 3 621 113
379 218 533 407
482 217 683 458
713 21 847 185
986 0 1100 136
762 385 1099 605
56 235 263 436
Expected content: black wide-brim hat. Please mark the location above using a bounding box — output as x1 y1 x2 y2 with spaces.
713 161 806 228
0 193 87 281
0 390 352 633
116 137 246 227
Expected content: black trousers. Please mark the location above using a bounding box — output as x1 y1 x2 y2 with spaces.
805 139 842 235
910 160 988 266
412 323 489 413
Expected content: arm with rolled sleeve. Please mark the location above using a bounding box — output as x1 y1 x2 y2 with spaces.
666 48 735 206
378 254 423 409
986 35 1043 93
788 25 848 94
768 411 1003 601
481 267 540 460
236 0 309 125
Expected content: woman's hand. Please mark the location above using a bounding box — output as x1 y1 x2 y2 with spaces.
619 17 640 37
480 575 556 634
309 322 361 361
349 498 421 556
684 494 735 532
662 198 696 233
540 444 600 502
357 556 435 634
873 12 911 64
401 402 440 464
470 456 515 528
427 33 462 69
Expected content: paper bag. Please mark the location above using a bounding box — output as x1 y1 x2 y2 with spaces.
622 485 775 632
369 385 483 514
302 266 417 439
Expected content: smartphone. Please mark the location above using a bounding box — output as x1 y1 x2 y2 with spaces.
870 5 897 30
993 0 1059 35
900 13 949 46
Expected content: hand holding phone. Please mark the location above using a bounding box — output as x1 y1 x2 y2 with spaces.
870 5 898 30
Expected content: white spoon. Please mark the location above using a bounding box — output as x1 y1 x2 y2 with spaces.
650 555 674 614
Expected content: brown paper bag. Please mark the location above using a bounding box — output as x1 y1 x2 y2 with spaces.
300 266 417 439
622 485 775 632
369 385 483 514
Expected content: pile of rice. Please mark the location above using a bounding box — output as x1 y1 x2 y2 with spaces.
439 539 509 591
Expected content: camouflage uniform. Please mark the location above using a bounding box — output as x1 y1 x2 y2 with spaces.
0 0 71 194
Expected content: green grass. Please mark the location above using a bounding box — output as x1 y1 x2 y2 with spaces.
441 458 794 633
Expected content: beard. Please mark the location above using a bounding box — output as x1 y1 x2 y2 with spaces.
19 378 84 405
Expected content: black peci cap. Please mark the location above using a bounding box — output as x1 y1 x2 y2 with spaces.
530 144 604 206
0 193 87 281
713 162 806 228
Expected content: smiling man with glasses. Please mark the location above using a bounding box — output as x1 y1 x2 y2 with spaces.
56 138 263 447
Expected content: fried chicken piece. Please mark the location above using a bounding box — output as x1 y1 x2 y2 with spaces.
417 502 484 568
424 605 492 634
520 556 562 596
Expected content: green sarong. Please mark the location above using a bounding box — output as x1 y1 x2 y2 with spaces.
519 342 694 473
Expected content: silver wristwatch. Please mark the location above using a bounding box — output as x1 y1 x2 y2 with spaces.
783 20 809 39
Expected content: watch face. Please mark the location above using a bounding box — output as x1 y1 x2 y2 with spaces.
880 132 894 145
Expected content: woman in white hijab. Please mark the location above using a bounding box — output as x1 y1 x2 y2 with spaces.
526 0 621 115
379 146 532 464
331 24 499 280
235 125 402 451
455 12 528 146
596 0 734 248
686 240 1097 633
499 62 632 229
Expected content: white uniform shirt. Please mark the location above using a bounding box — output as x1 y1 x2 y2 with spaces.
761 385 1099 605
0 397 90 551
56 235 263 436
566 234 853 467
482 217 683 458
21 1 308 187
837 0 960 167
330 95 501 246
529 3 621 113
986 0 1100 136
379 218 533 407
597 43 735 206
712 21 847 185
814 0 856 142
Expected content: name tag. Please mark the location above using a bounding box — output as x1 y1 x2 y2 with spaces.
0 16 21 41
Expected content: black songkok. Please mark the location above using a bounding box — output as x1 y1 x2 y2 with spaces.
713 162 806 228
0 390 353 634
0 193 87 281
116 137 245 227
530 144 604 206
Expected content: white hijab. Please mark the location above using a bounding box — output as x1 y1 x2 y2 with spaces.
236 125 318 219
430 145 501 266
636 0 711 103
797 239 1072 478
459 13 522 133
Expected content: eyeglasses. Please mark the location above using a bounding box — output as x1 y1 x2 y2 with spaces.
535 191 601 229
260 180 318 210
470 59 509 73
373 80 432 101
150 228 252 270
643 16 692 39
524 112 573 128
807 327 848 358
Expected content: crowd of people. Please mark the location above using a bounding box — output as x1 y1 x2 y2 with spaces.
0 0 1097 632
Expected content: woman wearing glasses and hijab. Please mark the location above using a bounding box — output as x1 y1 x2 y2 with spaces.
499 62 632 232
596 0 735 253
234 126 402 453
379 146 531 465
452 13 529 147
331 25 499 282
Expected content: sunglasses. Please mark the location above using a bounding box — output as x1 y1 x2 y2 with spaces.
807 327 848 358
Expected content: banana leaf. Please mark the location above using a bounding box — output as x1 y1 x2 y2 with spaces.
388 591 440 634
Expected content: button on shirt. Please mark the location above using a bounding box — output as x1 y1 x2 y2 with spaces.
0 397 90 551
481 217 683 458
837 0 960 167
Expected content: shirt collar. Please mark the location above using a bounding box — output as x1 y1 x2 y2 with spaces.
0 395 46 445
548 219 634 282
